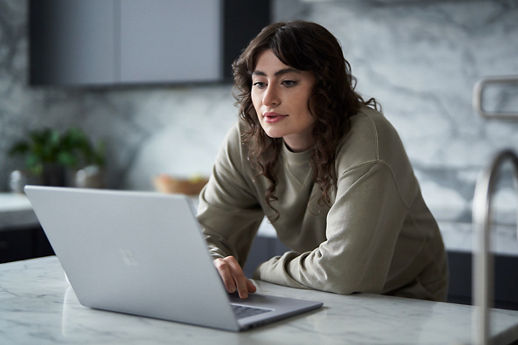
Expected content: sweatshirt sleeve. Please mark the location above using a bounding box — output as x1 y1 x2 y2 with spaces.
254 161 409 294
196 125 264 267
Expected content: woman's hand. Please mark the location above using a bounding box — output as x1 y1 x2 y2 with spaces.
214 256 256 299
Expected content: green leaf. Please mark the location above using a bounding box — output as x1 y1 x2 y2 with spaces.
57 151 78 167
25 153 43 176
8 142 29 156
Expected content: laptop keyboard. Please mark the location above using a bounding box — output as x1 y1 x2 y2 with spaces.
231 304 272 319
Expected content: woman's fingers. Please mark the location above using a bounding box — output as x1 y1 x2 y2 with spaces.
225 256 249 298
246 279 257 293
214 257 236 292
213 256 256 299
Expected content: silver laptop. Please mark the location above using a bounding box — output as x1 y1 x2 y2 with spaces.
25 185 322 331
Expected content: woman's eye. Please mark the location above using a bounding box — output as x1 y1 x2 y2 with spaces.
253 81 266 88
282 80 298 87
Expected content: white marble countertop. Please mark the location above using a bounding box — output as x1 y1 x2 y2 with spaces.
1 256 518 345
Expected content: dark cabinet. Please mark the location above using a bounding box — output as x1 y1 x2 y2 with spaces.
29 0 271 86
243 235 288 277
0 226 54 263
447 250 518 310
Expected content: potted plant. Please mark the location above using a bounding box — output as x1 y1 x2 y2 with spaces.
8 128 105 187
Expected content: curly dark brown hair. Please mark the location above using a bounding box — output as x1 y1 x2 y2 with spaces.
232 21 378 216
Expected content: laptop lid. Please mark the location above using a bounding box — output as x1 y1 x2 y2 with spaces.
25 186 322 331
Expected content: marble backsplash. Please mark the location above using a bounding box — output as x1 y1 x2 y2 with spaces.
1 0 518 224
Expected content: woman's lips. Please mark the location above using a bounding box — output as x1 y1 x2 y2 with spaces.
263 112 287 123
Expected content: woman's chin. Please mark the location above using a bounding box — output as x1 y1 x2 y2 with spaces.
260 127 285 139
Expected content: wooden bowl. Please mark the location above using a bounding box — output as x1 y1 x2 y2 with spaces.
153 174 208 195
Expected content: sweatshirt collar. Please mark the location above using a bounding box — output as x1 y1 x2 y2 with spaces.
281 141 313 165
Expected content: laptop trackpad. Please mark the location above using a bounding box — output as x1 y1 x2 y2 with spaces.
228 292 317 315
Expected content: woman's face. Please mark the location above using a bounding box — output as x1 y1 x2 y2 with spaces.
251 49 316 152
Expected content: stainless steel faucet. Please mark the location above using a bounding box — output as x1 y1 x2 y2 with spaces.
472 149 518 345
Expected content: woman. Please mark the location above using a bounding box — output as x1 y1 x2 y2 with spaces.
197 21 448 301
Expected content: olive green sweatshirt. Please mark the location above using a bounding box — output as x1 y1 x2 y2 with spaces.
197 106 448 301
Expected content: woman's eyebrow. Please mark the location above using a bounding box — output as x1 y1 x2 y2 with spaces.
252 68 301 77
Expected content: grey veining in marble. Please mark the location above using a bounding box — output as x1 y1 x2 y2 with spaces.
1 0 518 228
1 257 518 345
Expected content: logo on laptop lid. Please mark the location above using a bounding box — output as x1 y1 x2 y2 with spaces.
120 249 139 267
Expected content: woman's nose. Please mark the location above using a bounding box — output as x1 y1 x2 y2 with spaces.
263 85 280 107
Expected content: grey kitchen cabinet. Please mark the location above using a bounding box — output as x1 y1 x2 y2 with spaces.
29 0 270 86
119 0 221 84
29 0 117 85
